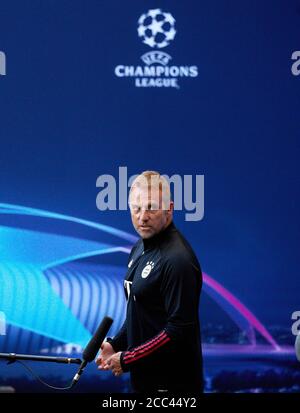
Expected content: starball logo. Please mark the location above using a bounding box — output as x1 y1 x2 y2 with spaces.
291 50 300 76
114 9 199 88
137 9 177 49
0 50 6 75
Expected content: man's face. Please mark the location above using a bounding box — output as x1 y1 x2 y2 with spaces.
129 186 173 239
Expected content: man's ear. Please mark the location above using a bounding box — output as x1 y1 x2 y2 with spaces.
166 201 174 217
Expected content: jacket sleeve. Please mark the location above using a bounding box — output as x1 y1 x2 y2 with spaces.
107 319 128 352
120 256 201 372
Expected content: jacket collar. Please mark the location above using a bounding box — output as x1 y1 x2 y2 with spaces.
142 221 175 251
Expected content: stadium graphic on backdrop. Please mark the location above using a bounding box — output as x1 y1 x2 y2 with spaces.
0 203 296 392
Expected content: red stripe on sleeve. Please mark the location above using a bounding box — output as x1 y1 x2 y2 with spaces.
124 330 166 356
123 331 171 365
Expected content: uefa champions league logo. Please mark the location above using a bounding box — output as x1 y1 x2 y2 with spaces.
137 9 176 49
114 9 198 88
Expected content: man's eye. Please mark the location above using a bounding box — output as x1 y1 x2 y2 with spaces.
150 204 158 210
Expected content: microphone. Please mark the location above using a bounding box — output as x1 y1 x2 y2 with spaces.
71 316 113 388
295 334 300 362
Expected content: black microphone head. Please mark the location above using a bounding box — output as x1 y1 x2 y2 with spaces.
82 316 113 362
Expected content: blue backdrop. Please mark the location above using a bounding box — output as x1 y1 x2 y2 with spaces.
0 0 299 393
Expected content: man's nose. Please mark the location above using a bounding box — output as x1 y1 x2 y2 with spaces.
139 208 149 222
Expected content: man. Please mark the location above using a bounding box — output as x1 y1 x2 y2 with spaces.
96 171 203 393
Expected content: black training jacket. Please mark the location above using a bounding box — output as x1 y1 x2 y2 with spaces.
108 221 203 393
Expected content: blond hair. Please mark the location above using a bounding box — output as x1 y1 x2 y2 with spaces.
129 170 171 209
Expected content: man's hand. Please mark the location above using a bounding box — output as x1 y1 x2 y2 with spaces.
95 341 115 370
106 352 123 377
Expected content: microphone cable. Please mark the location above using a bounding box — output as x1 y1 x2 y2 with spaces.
3 316 114 391
14 359 73 390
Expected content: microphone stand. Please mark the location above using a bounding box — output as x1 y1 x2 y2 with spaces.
0 352 82 365
0 316 113 390
0 352 82 390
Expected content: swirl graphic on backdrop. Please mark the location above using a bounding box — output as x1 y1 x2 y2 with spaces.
0 203 282 357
